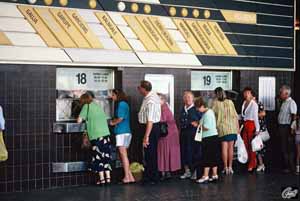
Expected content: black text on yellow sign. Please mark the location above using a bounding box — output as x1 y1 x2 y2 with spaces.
50 8 90 48
148 17 181 53
136 15 170 52
173 18 205 54
185 20 216 54
123 15 158 52
64 9 103 49
197 21 227 55
18 5 61 47
34 7 77 48
207 21 237 55
95 12 131 51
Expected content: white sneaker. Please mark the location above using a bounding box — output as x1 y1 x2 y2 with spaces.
196 176 209 184
256 164 265 172
190 171 197 180
180 171 191 179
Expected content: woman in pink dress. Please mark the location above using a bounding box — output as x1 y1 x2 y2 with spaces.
157 93 181 180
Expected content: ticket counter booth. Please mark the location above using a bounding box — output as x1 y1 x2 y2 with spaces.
0 0 296 193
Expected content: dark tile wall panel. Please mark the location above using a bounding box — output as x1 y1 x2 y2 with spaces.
0 64 92 193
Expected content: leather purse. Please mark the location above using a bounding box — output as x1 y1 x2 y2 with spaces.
159 122 168 137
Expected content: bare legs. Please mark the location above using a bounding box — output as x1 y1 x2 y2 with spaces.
119 146 135 183
222 141 235 174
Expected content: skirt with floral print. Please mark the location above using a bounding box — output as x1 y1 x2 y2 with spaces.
88 136 112 172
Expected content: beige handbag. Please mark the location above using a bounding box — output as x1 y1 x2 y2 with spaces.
0 131 8 162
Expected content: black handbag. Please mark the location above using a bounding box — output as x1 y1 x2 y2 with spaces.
159 122 168 137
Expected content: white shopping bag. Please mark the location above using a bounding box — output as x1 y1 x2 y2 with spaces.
194 125 202 142
259 130 270 142
251 135 264 152
235 134 248 164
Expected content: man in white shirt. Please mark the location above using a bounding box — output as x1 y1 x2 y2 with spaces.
138 80 161 184
278 85 297 173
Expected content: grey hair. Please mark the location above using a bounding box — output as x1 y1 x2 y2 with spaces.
280 85 291 96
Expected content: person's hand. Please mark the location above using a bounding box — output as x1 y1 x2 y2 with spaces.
143 136 149 148
191 121 199 128
109 120 113 126
255 131 260 135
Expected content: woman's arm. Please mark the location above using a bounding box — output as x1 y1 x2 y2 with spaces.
110 118 123 126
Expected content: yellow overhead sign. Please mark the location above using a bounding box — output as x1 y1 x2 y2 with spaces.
50 8 90 48
95 12 131 51
123 15 158 52
0 32 12 46
207 21 237 55
34 7 76 48
197 21 227 55
221 10 257 25
64 10 103 48
18 5 61 47
148 17 181 53
185 19 216 54
136 15 170 52
173 18 204 54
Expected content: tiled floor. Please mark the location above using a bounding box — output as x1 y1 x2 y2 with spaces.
1 172 299 201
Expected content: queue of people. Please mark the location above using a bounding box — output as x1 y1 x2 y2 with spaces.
74 81 299 186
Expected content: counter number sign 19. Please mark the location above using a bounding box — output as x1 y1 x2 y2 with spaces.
191 71 232 91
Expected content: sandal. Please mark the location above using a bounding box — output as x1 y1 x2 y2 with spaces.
96 179 106 186
106 177 111 185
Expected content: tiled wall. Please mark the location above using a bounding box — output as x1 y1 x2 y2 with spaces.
0 64 93 193
0 65 295 192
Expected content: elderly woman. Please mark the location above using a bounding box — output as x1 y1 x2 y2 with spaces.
212 87 239 175
157 93 181 180
241 87 260 172
179 91 202 180
77 93 112 186
195 97 220 183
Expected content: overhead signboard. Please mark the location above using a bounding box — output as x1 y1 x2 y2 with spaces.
56 68 114 91
191 71 232 91
95 12 132 51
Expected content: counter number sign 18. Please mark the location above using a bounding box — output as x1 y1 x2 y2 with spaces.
76 73 87 85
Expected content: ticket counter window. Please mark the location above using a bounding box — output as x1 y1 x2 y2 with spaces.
54 68 114 133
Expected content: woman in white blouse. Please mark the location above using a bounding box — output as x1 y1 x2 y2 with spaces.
241 87 260 172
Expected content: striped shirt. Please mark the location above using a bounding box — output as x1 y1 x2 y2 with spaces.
278 97 297 125
212 99 239 137
138 91 161 124
0 106 5 130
